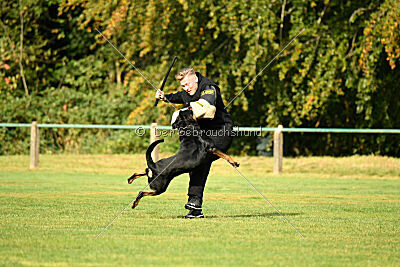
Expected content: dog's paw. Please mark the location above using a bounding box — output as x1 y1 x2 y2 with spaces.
127 178 134 184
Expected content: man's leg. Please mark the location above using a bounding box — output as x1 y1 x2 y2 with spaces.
184 158 212 218
185 126 233 218
187 158 213 206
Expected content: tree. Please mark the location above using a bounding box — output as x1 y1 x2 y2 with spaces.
1 0 399 156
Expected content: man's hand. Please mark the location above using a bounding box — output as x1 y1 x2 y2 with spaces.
155 89 165 100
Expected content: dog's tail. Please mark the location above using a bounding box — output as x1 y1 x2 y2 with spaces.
146 139 164 170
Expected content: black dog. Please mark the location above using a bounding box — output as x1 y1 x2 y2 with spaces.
128 109 239 209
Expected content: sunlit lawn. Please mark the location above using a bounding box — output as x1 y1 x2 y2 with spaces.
0 154 399 266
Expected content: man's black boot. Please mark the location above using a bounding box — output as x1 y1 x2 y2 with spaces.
185 196 202 210
184 209 205 219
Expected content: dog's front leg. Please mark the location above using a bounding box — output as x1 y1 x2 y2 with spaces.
132 190 158 209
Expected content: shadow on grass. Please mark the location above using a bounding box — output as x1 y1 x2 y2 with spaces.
174 212 302 219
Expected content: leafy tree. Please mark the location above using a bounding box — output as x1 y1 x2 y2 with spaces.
1 0 399 156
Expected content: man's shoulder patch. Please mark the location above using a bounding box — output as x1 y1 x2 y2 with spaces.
201 89 215 96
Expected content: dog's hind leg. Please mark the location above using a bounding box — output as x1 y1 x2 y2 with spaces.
132 190 158 209
127 169 148 184
210 148 240 167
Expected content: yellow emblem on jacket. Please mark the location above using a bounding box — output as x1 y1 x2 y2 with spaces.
201 89 214 96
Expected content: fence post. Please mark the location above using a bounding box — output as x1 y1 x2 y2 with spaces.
30 121 39 169
273 125 283 174
150 122 159 162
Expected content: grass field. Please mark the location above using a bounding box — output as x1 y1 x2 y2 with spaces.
0 154 399 266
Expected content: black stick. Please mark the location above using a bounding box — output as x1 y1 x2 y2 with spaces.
154 56 178 107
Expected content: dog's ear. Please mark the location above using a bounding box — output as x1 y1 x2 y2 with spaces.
172 109 191 129
172 115 182 129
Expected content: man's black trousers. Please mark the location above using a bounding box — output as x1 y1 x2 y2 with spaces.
187 125 233 201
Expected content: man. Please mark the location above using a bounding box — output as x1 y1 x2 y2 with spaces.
155 68 233 218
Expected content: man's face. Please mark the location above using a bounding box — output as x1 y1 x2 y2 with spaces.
180 74 198 96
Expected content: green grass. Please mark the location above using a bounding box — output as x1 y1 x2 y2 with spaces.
0 154 399 266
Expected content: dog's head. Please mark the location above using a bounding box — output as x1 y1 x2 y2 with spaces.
171 108 197 130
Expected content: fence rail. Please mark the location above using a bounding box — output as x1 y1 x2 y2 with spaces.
1 122 399 172
2 123 400 133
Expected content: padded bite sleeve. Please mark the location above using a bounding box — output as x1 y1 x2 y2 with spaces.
190 99 216 119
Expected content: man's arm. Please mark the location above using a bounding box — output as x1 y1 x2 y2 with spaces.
190 85 217 119
155 89 185 104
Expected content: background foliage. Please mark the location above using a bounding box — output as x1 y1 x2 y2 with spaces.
1 0 399 156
